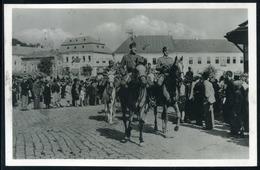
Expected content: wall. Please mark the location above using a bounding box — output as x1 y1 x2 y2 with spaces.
13 55 23 72
61 52 113 76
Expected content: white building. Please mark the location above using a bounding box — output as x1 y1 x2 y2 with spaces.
12 45 44 73
114 35 243 78
20 50 59 75
59 36 113 76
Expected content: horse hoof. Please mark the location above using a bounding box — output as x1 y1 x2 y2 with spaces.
139 142 146 147
164 134 169 138
174 126 179 131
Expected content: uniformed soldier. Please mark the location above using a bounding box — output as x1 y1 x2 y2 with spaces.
155 46 173 102
103 59 119 75
120 42 143 76
156 46 174 86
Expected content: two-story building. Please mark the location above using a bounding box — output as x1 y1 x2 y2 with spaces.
59 36 113 76
12 44 44 74
114 35 243 78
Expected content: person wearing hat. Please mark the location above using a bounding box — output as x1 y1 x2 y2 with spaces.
119 42 144 76
156 46 173 87
192 74 205 126
119 42 145 123
223 70 235 125
104 59 118 74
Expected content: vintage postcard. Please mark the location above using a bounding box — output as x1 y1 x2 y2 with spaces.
4 3 257 167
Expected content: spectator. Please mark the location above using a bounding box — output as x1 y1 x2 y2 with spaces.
65 81 72 107
223 71 235 125
192 75 205 126
32 77 41 109
202 72 216 130
43 81 51 109
52 79 62 108
20 77 29 111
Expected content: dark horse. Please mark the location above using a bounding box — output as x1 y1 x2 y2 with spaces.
147 56 182 138
118 58 148 146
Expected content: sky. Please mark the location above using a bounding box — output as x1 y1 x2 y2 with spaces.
12 7 248 51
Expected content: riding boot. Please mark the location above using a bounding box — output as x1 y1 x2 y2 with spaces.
162 85 171 103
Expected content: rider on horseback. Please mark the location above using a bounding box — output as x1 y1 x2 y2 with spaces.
119 42 147 145
156 46 173 103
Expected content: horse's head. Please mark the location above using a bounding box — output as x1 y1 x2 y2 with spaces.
135 57 148 86
147 73 155 87
107 70 116 88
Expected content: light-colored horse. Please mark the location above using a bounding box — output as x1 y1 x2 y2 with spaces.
102 70 118 124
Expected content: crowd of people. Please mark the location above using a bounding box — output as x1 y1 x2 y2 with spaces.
178 67 249 137
12 75 105 110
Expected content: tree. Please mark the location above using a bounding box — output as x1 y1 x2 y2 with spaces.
38 58 53 76
203 65 217 78
81 64 93 76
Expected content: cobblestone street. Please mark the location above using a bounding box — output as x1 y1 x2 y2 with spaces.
12 102 249 159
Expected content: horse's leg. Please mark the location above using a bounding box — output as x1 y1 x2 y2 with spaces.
173 102 181 131
139 119 146 146
154 106 158 131
161 105 169 138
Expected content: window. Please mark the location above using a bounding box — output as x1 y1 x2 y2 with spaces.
96 61 100 63
76 56 79 58
96 45 99 48
67 47 69 49
189 57 193 64
153 58 157 65
74 46 76 49
215 57 219 64
88 56 91 62
227 57 230 64
83 56 86 62
233 57 236 64
207 57 211 64
72 56 74 60
76 39 78 41
14 61 16 65
240 57 243 63
198 57 202 64
84 39 86 41
102 46 104 49
82 46 84 48
66 57 69 63
70 40 72 42
103 61 106 63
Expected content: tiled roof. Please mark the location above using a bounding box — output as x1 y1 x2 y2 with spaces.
12 46 45 56
21 50 60 60
114 35 241 54
114 35 174 53
60 36 113 54
172 39 240 53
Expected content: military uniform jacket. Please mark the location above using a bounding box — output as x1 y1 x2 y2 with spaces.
156 56 173 73
120 53 143 74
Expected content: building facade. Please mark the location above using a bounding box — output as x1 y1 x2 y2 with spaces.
114 35 243 78
12 45 44 73
59 36 113 76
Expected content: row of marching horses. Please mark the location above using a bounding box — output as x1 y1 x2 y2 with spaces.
99 58 182 146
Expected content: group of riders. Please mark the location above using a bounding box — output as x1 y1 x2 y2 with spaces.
99 42 186 146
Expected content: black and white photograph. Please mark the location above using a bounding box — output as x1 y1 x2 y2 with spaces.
4 3 257 167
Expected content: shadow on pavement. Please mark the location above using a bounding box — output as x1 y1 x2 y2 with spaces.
89 115 106 122
181 123 249 147
96 128 126 143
